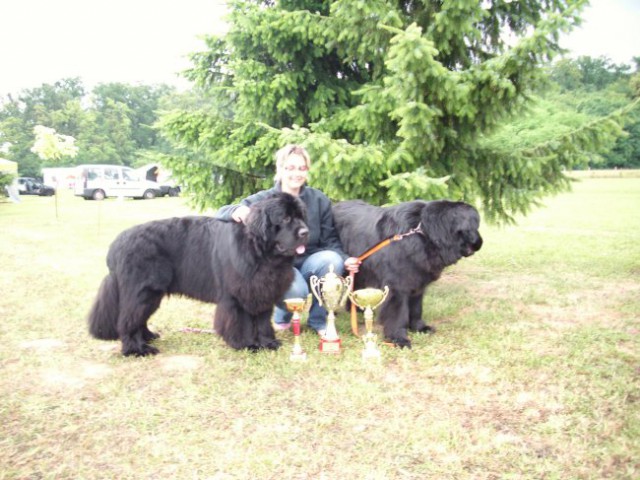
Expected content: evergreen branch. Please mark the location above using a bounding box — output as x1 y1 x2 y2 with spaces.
521 97 639 158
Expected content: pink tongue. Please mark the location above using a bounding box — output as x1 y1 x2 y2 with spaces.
296 245 306 255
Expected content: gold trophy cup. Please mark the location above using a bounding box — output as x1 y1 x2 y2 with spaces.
349 287 389 360
310 265 352 354
283 294 312 361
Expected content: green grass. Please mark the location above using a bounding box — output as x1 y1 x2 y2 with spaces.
1 179 639 479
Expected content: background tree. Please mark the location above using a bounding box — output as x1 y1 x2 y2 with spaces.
160 0 637 222
547 56 640 169
550 56 631 91
31 125 79 162
92 83 174 151
0 79 175 175
0 78 85 177
30 124 79 217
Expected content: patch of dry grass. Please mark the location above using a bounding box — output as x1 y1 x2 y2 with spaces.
1 181 639 479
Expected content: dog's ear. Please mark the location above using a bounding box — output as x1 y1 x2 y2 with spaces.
245 202 272 246
421 203 450 243
420 202 460 264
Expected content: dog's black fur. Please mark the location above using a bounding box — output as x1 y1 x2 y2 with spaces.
333 200 482 347
88 192 309 356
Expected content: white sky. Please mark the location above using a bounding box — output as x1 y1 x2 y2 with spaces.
560 0 640 65
0 0 229 96
0 0 638 98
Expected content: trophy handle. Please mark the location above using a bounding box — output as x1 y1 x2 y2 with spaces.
374 286 390 309
309 275 323 307
303 293 313 312
339 275 353 306
347 290 358 309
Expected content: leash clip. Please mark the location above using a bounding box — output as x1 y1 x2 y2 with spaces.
396 222 423 240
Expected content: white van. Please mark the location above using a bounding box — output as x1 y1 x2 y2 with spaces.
74 164 162 200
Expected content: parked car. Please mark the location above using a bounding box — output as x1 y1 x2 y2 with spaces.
159 184 181 197
136 163 181 197
15 177 56 196
74 164 161 200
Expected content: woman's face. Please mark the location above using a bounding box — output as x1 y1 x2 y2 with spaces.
280 153 309 191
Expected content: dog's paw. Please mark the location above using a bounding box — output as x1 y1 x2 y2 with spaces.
389 337 412 349
143 344 160 355
262 338 282 350
409 319 436 334
414 324 436 334
123 343 159 357
143 330 160 341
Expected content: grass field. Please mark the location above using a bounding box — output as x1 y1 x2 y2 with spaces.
1 178 639 479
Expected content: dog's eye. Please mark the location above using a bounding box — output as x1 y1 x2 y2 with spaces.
282 216 291 224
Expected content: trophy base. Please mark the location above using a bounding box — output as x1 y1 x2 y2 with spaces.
290 351 308 362
290 341 307 361
362 341 381 360
319 337 341 354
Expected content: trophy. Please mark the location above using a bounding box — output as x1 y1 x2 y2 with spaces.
310 265 352 354
284 294 312 361
349 287 389 360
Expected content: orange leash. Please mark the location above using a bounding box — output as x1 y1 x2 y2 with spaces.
348 224 423 338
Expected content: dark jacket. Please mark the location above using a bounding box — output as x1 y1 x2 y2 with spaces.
215 183 347 268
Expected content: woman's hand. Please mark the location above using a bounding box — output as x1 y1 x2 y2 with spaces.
344 256 361 274
232 205 251 223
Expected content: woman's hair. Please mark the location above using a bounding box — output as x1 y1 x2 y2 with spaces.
274 144 311 181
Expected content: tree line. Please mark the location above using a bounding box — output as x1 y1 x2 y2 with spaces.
0 78 176 178
1 1 639 223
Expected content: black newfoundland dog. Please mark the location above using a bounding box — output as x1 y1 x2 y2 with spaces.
88 192 309 356
333 199 482 348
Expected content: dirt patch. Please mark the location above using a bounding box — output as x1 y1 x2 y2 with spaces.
40 361 113 390
98 343 120 352
527 282 639 329
157 354 204 372
20 338 66 350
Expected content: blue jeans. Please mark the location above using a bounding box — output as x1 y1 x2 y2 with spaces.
273 250 345 332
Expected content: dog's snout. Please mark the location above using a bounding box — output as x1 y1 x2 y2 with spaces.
298 226 309 239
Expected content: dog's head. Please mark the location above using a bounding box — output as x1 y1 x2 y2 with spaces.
245 192 309 257
421 201 483 265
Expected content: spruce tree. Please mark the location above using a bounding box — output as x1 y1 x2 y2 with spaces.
160 0 637 222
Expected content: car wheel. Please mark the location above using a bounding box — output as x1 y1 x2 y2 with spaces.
92 189 106 201
142 189 157 199
168 187 180 197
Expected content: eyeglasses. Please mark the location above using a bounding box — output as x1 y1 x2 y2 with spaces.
283 164 309 172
